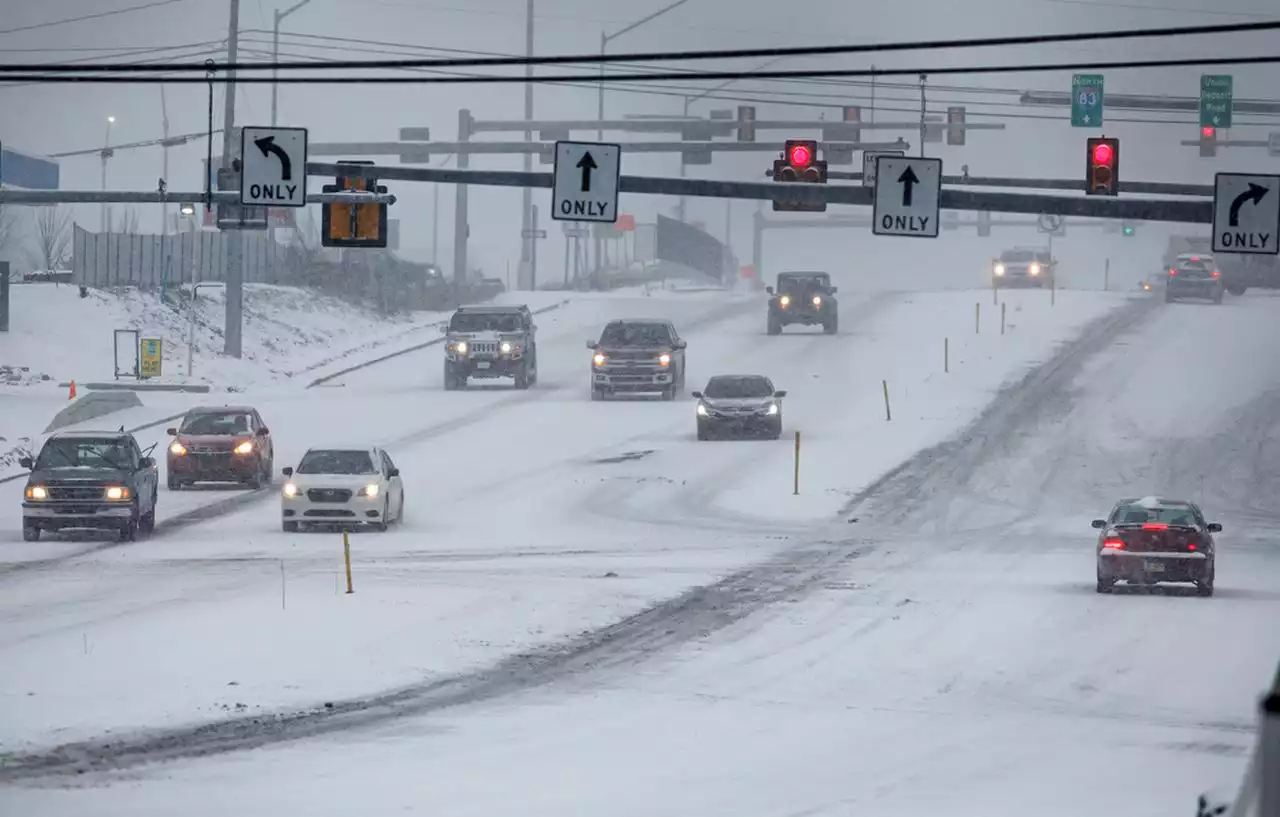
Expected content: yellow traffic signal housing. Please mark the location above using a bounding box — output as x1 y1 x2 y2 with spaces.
321 167 389 248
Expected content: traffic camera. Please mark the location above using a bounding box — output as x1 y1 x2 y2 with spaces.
1085 136 1119 197
771 140 828 212
321 160 389 248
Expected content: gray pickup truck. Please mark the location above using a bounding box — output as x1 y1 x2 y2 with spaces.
589 319 687 401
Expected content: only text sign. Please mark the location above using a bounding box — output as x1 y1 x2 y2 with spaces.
872 155 942 239
551 141 621 223
1212 173 1280 255
239 126 308 208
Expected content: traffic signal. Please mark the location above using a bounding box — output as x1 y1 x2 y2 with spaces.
1121 222 1135 236
1199 125 1217 158
1085 136 1119 197
321 161 389 248
771 140 828 212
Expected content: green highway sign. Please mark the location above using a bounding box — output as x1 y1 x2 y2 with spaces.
1071 74 1104 127
1200 75 1233 128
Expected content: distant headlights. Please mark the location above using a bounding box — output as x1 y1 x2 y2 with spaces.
169 441 187 456
993 264 1005 276
696 403 708 416
363 484 379 498
658 353 671 366
812 295 822 306
1028 263 1041 276
500 341 512 354
767 403 779 415
282 483 298 498
234 440 254 455
25 485 48 501
105 486 130 501
593 353 607 366
779 295 791 307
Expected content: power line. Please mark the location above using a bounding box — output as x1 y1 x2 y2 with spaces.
0 0 191 38
0 46 226 92
5 18 1279 74
8 53 1280 84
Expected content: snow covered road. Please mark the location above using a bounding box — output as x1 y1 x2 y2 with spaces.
0 285 1160 806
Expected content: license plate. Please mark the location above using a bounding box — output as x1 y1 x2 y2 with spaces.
476 361 490 369
1143 561 1166 572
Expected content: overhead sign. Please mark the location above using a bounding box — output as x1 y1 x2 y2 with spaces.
0 143 59 190
139 338 163 379
1037 213 1065 235
1200 75 1233 129
239 126 308 208
551 140 621 223
1071 74 1104 127
872 155 942 239
1212 173 1280 255
862 149 905 188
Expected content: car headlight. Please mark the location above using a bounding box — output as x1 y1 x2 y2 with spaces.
779 295 791 307
282 483 298 498
25 485 48 501
696 403 708 416
593 353 607 366
812 295 822 306
658 353 671 366
500 341 512 354
234 440 254 455
105 485 130 501
994 264 1005 276
767 403 779 415
363 484 379 498
1029 263 1041 276
169 441 187 456
455 341 468 354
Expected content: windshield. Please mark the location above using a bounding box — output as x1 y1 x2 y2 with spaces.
599 322 672 347
1000 250 1046 262
778 274 828 291
704 376 773 399
35 438 131 470
450 312 523 333
1111 503 1202 526
180 411 252 435
1177 257 1211 270
296 450 376 475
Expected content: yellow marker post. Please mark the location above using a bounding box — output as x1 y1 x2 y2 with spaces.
882 380 891 422
1051 277 1056 307
944 337 949 373
793 431 801 496
1001 302 1006 335
343 531 354 594
975 302 980 334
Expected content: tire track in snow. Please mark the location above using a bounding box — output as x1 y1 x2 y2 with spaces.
0 293 1155 781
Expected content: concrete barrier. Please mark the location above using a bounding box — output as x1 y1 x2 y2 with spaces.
43 390 144 434
55 382 212 393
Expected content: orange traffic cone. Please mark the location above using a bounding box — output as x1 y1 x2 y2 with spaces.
68 380 77 400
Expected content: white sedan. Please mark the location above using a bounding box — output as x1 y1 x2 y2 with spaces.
280 446 405 532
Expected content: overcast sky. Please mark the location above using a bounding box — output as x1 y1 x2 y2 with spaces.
2 0 1278 282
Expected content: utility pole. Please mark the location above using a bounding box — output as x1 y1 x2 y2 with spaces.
222 0 243 358
520 0 535 291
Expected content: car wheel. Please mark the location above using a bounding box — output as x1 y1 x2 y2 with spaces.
282 520 299 533
1164 291 1176 303
1212 288 1224 304
443 362 462 391
167 474 182 490
661 384 676 401
697 424 710 441
823 318 838 335
139 506 156 535
767 316 782 336
1095 567 1115 593
373 500 390 532
591 385 606 401
1227 284 1247 296
514 363 531 390
118 517 138 543
21 523 40 542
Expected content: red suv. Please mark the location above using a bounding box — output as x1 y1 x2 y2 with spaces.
166 405 275 490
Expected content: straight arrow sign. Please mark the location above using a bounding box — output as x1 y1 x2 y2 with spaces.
577 151 597 192
898 166 919 207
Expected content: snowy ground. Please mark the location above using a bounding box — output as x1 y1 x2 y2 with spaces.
0 285 1134 764
0 283 568 475
3 284 1272 817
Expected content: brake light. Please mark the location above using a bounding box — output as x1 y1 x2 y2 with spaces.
1190 257 1200 262
1212 270 1220 277
1103 538 1125 550
1168 268 1177 276
1141 523 1168 530
1187 543 1197 551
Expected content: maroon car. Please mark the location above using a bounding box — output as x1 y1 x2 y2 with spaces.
166 406 274 490
1093 497 1221 596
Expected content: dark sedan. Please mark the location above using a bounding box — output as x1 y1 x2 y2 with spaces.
693 374 785 440
1093 497 1220 596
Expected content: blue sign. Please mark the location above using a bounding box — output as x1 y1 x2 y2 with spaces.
0 146 60 190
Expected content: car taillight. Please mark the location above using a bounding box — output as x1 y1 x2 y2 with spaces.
1103 538 1125 550
1141 523 1168 530
1168 268 1177 276
1212 270 1221 277
1187 543 1197 551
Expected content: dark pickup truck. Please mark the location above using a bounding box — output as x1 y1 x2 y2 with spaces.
588 319 687 401
20 430 159 542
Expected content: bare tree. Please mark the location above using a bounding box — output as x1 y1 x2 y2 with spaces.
120 207 141 234
0 206 18 259
29 205 72 270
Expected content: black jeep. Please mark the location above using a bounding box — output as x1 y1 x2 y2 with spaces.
19 430 159 542
766 272 838 335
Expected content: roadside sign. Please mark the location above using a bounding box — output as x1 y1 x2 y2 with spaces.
862 149 905 188
1212 173 1280 255
1071 74 1104 127
872 155 942 239
551 141 621 223
139 338 163 378
1200 75 1233 129
239 126 308 208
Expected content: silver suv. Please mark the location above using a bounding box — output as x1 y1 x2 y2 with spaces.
443 304 538 390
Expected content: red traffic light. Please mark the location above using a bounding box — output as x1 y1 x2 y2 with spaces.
1202 126 1216 138
1092 142 1113 165
788 144 812 167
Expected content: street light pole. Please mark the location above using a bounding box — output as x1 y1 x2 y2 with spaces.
270 0 313 127
101 116 115 233
521 0 535 290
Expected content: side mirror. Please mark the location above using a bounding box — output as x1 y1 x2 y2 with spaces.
765 286 774 295
18 456 32 470
690 391 703 399
774 390 787 398
438 325 449 334
586 340 597 350
281 466 294 477
1091 519 1107 529
257 427 270 436
828 286 838 294
387 468 400 478
1207 522 1223 533
675 340 687 349
139 457 155 470
166 427 178 436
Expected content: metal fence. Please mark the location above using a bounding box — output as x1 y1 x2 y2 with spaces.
71 226 298 289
